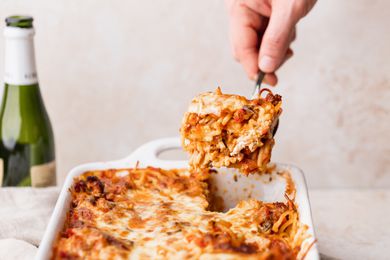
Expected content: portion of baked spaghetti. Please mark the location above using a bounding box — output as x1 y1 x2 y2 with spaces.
52 167 308 259
180 88 282 174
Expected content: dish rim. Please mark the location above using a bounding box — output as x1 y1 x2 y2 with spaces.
36 137 319 260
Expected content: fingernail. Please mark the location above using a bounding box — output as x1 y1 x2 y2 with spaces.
263 78 275 86
263 77 270 85
259 56 276 73
250 73 258 81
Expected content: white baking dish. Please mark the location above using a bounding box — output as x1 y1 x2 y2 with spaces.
36 137 319 259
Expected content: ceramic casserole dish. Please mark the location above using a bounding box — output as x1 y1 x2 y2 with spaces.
36 137 319 259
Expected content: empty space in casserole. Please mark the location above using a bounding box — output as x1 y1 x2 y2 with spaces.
180 88 282 174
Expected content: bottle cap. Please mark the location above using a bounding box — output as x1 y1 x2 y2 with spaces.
5 15 33 28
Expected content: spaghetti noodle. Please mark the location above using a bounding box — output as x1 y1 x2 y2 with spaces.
52 167 309 259
180 88 282 175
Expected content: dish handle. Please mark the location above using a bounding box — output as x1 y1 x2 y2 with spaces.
121 136 187 167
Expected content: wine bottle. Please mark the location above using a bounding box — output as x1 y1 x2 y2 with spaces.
0 16 56 187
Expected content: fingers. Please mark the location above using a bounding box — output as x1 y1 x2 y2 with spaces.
290 27 297 43
263 47 294 86
257 0 310 74
285 48 294 59
227 0 312 81
264 73 277 86
244 0 272 17
294 0 318 18
258 2 300 73
228 3 265 79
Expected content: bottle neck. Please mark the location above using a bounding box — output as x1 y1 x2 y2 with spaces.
4 27 38 86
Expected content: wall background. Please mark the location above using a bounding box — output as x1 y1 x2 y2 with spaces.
0 0 389 188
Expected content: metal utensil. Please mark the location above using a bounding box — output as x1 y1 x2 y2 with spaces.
253 71 266 98
253 71 279 136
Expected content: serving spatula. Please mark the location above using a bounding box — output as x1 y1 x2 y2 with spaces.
253 71 279 136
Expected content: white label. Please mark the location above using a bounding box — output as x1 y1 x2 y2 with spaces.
4 27 38 85
0 159 3 186
31 161 56 187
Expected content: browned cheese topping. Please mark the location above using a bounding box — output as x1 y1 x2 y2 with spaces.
52 167 307 260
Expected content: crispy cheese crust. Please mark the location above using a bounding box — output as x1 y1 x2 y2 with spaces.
52 167 305 260
180 88 282 175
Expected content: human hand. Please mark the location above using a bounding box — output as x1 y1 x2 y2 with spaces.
226 0 316 85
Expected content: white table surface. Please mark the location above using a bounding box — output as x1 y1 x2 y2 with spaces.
309 189 390 260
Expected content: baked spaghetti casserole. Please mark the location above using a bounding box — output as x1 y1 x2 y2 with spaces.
52 167 309 259
180 88 282 174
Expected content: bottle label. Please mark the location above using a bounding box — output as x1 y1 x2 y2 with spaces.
4 27 38 85
0 159 3 186
31 161 56 187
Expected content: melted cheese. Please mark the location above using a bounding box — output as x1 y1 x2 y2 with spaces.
52 167 305 260
187 92 249 116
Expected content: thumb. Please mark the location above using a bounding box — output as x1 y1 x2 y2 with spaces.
258 5 297 73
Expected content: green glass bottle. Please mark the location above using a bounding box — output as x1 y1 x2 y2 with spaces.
0 16 56 187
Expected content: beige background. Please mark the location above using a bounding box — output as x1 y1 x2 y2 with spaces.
0 0 389 188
